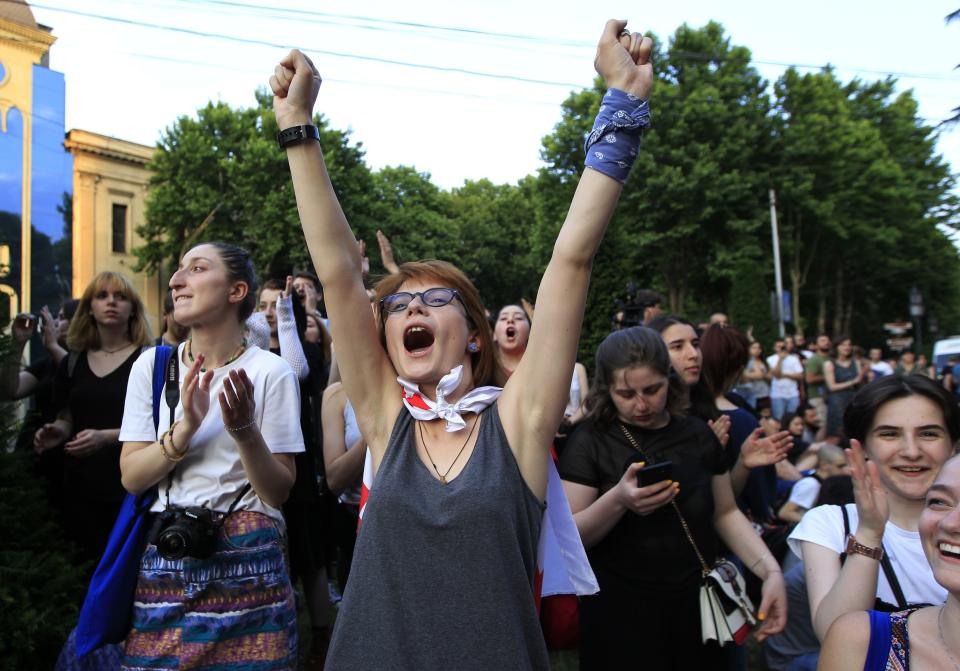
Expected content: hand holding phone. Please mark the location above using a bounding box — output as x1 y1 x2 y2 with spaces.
637 460 673 487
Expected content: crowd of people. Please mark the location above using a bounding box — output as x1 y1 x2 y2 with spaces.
2 19 959 671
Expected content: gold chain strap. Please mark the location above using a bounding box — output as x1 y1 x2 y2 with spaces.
618 423 712 577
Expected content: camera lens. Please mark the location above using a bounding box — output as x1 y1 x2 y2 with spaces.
158 529 189 560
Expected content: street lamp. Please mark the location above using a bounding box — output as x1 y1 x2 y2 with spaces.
909 287 925 354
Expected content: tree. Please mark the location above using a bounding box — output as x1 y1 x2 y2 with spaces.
135 90 372 281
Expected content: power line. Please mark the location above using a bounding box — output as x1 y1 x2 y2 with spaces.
24 3 587 89
15 0 960 85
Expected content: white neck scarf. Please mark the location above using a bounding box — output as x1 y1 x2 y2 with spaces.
397 365 502 432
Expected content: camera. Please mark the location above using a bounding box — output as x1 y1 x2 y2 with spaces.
150 506 220 560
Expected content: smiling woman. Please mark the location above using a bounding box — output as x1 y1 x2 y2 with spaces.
788 373 960 650
116 241 305 669
817 454 960 670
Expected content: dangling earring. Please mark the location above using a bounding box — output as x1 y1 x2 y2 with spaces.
468 342 480 353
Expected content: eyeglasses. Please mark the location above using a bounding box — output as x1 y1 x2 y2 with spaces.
380 288 462 314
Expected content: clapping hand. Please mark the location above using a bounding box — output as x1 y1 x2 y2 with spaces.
64 429 109 458
847 438 887 544
708 414 732 447
219 369 256 435
181 353 214 435
33 422 66 454
39 306 61 351
741 428 792 469
594 20 653 101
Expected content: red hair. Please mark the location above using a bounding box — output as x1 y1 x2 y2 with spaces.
373 260 506 388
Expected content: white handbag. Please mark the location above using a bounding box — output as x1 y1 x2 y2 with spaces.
619 424 758 646
699 560 758 645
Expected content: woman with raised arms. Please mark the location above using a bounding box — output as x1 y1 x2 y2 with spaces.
271 19 652 669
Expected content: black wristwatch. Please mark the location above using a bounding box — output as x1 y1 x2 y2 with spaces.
277 124 320 149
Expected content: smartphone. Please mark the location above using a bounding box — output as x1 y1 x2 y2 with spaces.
637 460 673 487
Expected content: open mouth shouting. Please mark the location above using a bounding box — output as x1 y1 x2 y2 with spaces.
404 325 435 356
505 326 517 339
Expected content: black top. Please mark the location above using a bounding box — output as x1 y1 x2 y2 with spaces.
53 349 140 502
271 342 328 503
14 357 58 451
559 415 727 595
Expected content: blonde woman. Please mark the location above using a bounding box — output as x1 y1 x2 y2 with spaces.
34 271 152 566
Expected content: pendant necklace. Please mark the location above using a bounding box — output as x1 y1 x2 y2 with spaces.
99 343 133 354
186 338 247 373
417 415 479 485
939 607 960 671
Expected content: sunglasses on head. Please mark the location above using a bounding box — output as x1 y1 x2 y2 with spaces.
380 288 462 314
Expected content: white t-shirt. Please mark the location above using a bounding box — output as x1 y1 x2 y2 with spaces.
120 344 305 522
767 353 803 399
788 504 946 607
787 476 821 510
871 361 894 378
564 367 582 418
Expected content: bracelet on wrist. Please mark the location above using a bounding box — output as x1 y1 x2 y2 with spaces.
160 427 187 463
277 124 320 149
226 419 257 433
845 534 884 561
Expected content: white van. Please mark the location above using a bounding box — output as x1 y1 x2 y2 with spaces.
932 336 960 375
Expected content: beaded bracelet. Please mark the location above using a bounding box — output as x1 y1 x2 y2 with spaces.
226 419 257 433
583 88 651 183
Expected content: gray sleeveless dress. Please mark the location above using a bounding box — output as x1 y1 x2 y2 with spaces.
324 405 549 670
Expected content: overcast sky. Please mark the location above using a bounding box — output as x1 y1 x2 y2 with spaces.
27 0 960 189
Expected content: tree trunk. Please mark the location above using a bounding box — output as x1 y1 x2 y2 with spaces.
842 295 855 337
832 265 844 337
817 287 827 335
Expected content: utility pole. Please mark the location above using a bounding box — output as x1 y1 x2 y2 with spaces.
769 188 785 338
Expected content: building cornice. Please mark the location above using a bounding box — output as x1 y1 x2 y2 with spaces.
65 129 155 167
0 19 56 61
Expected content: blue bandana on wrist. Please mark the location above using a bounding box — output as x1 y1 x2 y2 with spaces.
583 88 651 183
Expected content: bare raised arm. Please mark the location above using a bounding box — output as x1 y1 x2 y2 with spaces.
499 20 654 497
271 51 398 448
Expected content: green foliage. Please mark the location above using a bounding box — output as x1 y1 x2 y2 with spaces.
136 89 372 281
134 21 960 360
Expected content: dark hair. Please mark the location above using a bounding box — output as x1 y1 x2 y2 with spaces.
636 289 663 309
815 475 854 507
831 334 852 357
260 279 307 341
294 271 321 292
700 324 750 398
781 411 804 432
163 290 174 315
646 313 697 337
844 374 960 444
61 298 79 321
207 241 258 322
584 326 688 426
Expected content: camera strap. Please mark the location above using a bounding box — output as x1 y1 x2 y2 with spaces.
164 350 180 510
162 347 254 522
